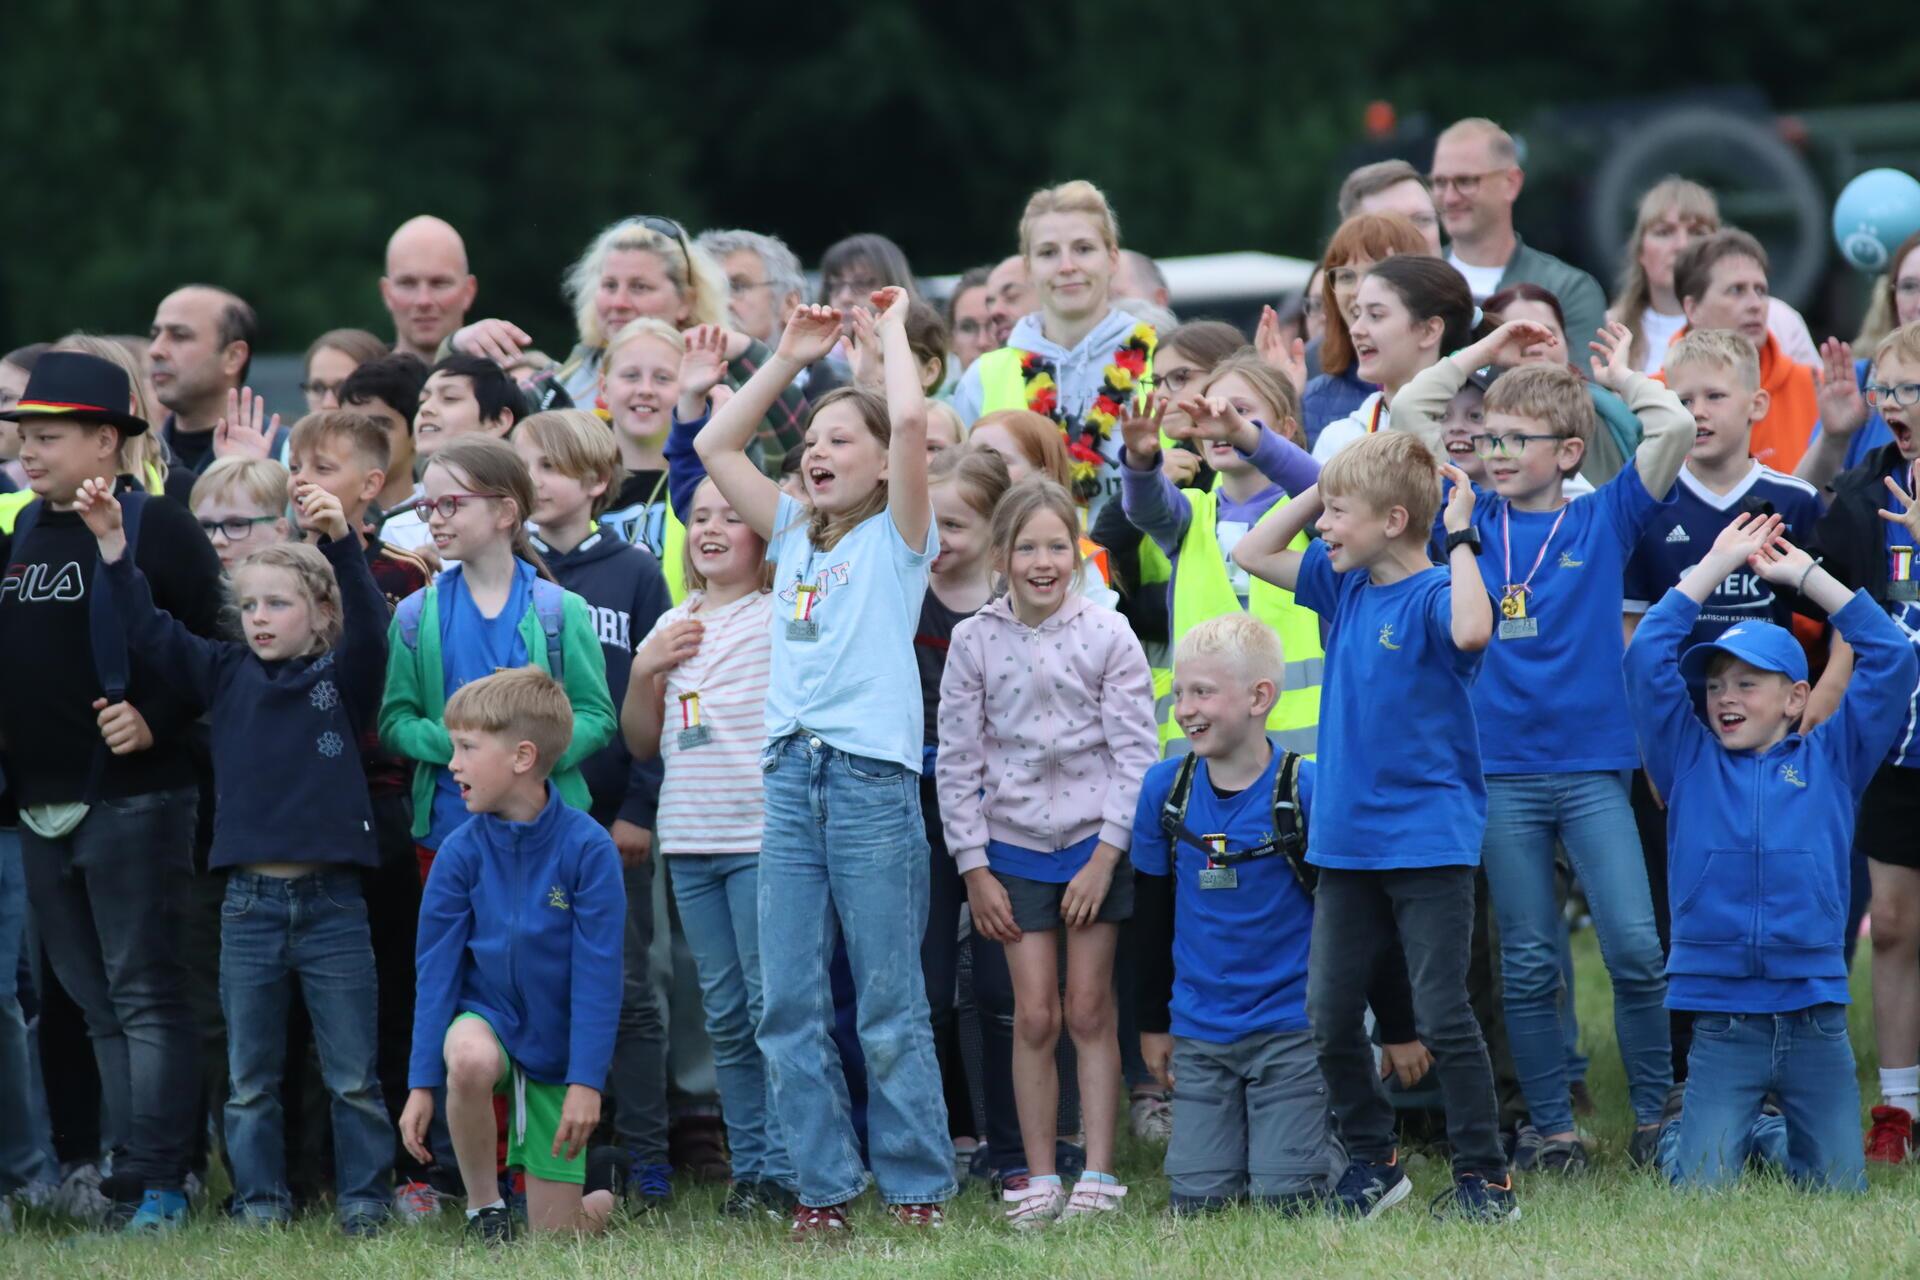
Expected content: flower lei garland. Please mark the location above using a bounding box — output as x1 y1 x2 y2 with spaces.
1019 323 1156 502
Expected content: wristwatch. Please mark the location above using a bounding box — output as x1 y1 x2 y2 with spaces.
1445 527 1482 556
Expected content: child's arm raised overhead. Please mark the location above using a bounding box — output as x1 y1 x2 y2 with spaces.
1587 320 1691 499
298 483 390 724
694 306 842 540
873 286 931 552
1117 398 1191 555
74 478 221 709
1231 483 1322 593
1440 464 1493 652
1173 393 1322 498
665 324 731 522
1394 319 1560 448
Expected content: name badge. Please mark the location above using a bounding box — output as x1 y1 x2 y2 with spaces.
1499 617 1540 640
1198 833 1236 890
787 584 821 642
677 691 712 749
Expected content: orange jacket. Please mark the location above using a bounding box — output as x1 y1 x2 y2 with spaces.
1666 327 1817 472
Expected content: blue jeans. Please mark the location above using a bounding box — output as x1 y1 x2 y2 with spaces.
755 734 955 1208
669 854 793 1187
20 787 199 1191
220 871 393 1222
0 828 54 1194
1481 771 1669 1134
1665 1005 1864 1192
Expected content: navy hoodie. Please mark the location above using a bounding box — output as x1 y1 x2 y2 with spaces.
102 534 385 868
531 529 671 829
410 786 626 1088
1626 588 1918 1013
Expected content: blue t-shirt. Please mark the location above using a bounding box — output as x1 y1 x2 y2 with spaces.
426 562 533 848
764 492 937 771
1623 463 1825 649
987 833 1099 885
1131 746 1316 1042
1466 468 1669 774
1292 539 1485 869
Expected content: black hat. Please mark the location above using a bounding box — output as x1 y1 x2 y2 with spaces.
0 350 149 436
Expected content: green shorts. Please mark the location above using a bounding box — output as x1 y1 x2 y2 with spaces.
452 1012 582 1185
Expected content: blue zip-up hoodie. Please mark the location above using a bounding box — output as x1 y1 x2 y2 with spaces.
1626 588 1917 1012
409 785 626 1089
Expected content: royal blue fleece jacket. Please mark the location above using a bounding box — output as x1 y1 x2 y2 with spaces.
409 785 626 1089
1626 588 1917 1012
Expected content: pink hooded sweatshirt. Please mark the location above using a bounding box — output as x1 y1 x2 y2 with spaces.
936 592 1157 874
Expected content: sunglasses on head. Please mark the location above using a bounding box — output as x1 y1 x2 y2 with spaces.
636 214 689 252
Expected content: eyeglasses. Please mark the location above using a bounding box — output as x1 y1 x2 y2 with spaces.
299 379 341 400
1470 432 1562 457
728 276 774 297
824 274 882 301
409 493 497 520
1865 381 1920 409
1428 169 1506 196
1154 366 1200 395
198 514 279 540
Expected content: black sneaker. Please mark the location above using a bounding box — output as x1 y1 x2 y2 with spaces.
1510 1123 1545 1172
1430 1173 1519 1223
1535 1137 1589 1175
1330 1154 1411 1219
1628 1124 1663 1169
464 1203 515 1246
752 1180 798 1217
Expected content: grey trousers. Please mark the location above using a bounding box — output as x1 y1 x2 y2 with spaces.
1165 1029 1343 1206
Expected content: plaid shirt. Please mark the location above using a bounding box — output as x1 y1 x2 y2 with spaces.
729 337 809 466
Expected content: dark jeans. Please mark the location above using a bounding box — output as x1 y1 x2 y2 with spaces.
1308 865 1506 1180
1633 769 1692 1081
612 857 668 1162
363 792 427 1180
177 862 228 1182
20 787 199 1192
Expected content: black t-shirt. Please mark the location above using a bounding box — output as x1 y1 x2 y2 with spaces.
915 588 978 749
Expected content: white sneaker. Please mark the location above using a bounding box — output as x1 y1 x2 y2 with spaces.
54 1162 111 1225
1004 1179 1065 1230
1060 1177 1127 1220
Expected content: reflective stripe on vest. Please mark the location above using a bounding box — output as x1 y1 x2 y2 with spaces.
1152 485 1323 758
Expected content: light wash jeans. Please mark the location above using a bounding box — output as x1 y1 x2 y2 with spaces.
220 871 393 1223
669 853 792 1187
1661 1005 1863 1192
755 734 955 1208
1482 771 1670 1135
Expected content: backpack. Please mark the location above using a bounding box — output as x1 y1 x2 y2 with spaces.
394 573 568 682
1157 746 1315 895
11 490 149 802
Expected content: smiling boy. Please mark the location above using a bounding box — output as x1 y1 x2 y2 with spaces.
416 355 520 460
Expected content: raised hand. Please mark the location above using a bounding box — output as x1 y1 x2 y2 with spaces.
678 324 730 402
776 304 844 368
1162 447 1202 487
74 476 123 544
1880 470 1920 539
1256 305 1308 394
1119 395 1167 467
1455 319 1558 373
632 618 704 681
1172 393 1259 452
451 317 532 365
847 307 884 388
1747 527 1815 587
294 481 351 543
1814 338 1869 438
1587 319 1636 393
213 387 280 461
871 285 911 328
1439 462 1477 533
1707 510 1783 573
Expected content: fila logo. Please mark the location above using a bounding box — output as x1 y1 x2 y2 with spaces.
0 561 85 604
1665 526 1691 544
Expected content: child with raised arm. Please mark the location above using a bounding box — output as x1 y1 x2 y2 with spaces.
693 288 954 1239
1232 431 1514 1223
1627 513 1917 1190
398 668 625 1241
75 476 394 1235
1387 318 1690 1170
937 477 1156 1227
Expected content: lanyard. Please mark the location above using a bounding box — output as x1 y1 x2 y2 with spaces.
1501 502 1568 604
1367 398 1385 435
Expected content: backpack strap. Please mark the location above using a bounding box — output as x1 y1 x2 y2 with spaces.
395 588 426 651
1157 753 1201 842
1271 750 1316 896
530 577 566 682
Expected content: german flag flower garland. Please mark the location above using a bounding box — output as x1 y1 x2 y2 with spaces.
1018 323 1157 502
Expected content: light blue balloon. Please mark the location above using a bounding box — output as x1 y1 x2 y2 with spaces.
1832 168 1920 272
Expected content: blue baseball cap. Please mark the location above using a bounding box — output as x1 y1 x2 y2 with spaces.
1679 621 1808 685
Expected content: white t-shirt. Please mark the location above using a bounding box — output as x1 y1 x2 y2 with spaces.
1448 253 1506 303
1638 308 1688 374
378 483 432 553
1312 392 1388 462
649 590 775 855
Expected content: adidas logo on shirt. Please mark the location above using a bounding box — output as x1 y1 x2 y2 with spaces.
1665 526 1691 544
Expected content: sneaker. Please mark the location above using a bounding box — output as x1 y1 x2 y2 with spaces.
1534 1137 1588 1175
1628 1124 1663 1169
392 1179 441 1224
669 1116 732 1183
1866 1105 1913 1164
54 1162 112 1225
750 1180 798 1218
1429 1174 1520 1224
789 1202 851 1242
1004 1179 1065 1230
995 1169 1031 1201
1330 1153 1410 1219
340 1210 387 1239
464 1202 514 1246
1059 1177 1127 1220
123 1188 190 1234
888 1201 944 1228
1510 1123 1545 1172
1129 1090 1173 1143
626 1158 674 1213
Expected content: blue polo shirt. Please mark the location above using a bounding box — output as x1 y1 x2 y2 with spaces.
1465 467 1670 775
1623 462 1825 649
1292 538 1485 869
1131 747 1316 1042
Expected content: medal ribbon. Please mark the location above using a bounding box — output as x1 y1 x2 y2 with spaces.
679 692 700 730
793 583 818 621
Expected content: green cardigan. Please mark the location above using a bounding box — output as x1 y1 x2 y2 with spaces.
378 578 618 839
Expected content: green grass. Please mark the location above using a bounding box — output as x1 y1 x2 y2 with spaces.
6 931 1919 1279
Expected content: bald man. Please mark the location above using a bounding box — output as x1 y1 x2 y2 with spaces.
381 216 477 363
149 283 257 474
1430 117 1606 350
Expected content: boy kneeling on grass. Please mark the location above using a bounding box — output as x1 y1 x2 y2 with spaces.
1627 512 1918 1191
399 667 625 1241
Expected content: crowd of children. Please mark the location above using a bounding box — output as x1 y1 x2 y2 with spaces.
2 158 1919 1249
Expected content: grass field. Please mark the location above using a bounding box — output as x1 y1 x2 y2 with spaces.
4 930 1918 1280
